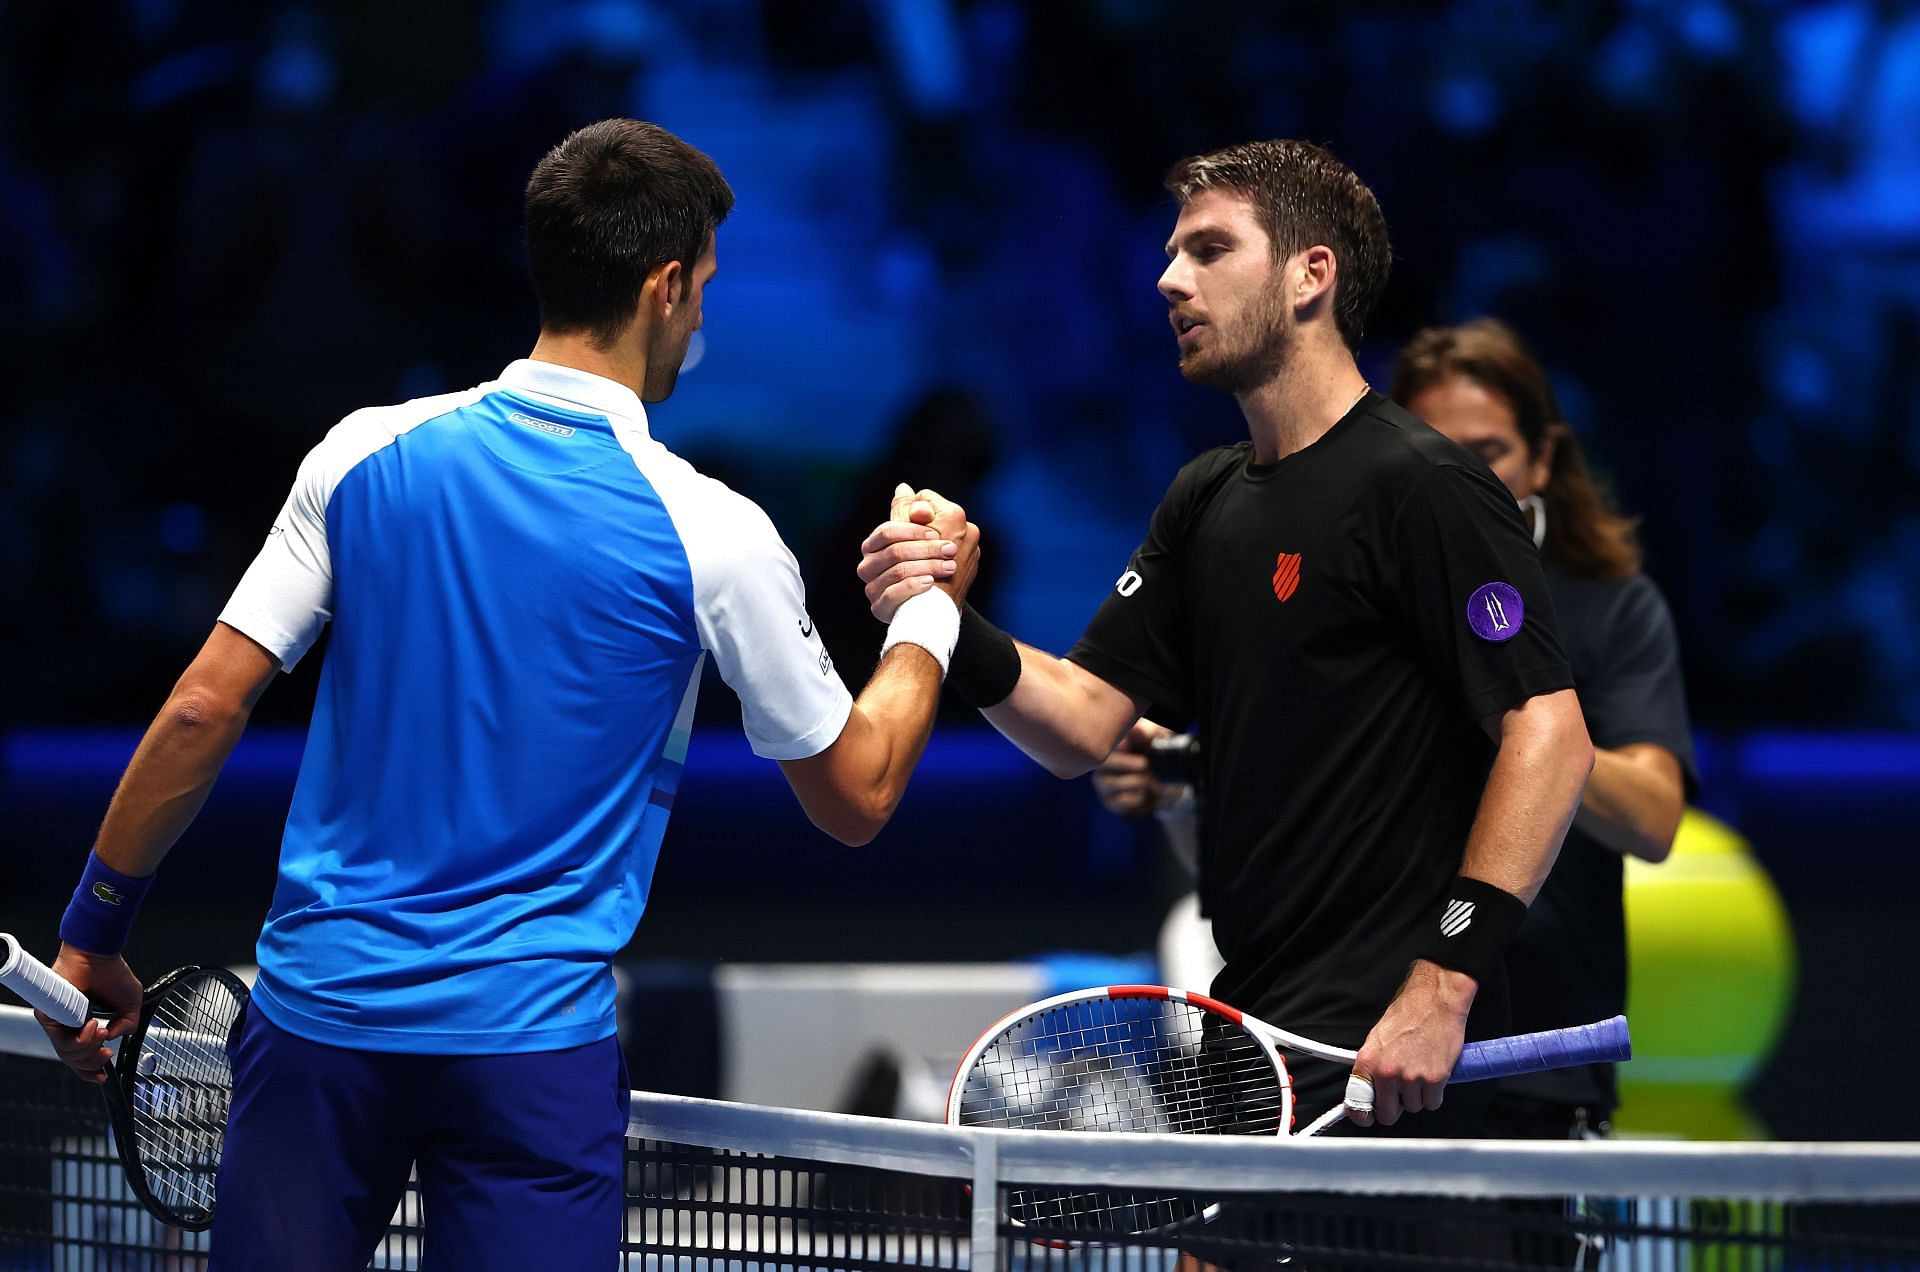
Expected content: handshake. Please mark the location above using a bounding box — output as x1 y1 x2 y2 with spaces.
858 483 1156 814
857 483 982 620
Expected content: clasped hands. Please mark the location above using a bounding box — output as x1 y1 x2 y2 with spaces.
858 484 981 618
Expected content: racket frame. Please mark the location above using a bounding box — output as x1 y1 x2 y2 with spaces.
949 984 1314 1243
100 965 249 1232
947 983 1305 1133
954 985 1631 1145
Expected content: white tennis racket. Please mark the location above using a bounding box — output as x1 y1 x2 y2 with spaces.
948 984 1630 1236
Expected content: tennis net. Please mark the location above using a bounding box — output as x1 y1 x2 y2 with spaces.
6 1011 1920 1270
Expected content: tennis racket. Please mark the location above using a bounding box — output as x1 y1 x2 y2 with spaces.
1 933 249 1231
948 984 1629 1237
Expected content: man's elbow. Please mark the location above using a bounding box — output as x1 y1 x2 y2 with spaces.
1639 791 1687 864
1037 730 1113 781
1041 749 1101 782
807 793 896 847
1543 698 1595 781
1570 725 1596 782
1514 701 1593 795
1636 831 1677 865
165 686 249 736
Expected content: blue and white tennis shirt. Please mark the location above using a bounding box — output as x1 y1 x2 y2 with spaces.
219 360 853 1053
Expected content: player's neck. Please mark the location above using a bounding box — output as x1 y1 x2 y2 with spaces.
1236 345 1369 465
527 330 649 402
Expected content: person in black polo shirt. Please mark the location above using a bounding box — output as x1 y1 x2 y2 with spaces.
1394 319 1696 1140
859 140 1594 1133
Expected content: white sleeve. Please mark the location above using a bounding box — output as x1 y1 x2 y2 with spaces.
218 439 338 671
217 389 488 672
699 501 854 760
651 471 850 759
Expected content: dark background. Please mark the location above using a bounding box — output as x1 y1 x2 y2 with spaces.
3 1 1917 1138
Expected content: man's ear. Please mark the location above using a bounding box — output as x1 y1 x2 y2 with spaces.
645 259 684 322
1295 245 1337 315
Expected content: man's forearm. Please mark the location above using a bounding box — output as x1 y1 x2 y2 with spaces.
981 644 1140 779
847 644 946 819
92 689 256 877
780 643 944 846
1574 744 1685 862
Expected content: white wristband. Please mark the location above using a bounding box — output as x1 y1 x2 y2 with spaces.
881 587 961 678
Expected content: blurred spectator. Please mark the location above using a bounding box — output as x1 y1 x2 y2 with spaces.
1 0 1914 729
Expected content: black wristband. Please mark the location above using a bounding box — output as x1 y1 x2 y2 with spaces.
946 604 1021 708
1417 877 1527 983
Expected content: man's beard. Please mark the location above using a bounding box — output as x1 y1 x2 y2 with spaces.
1179 291 1293 396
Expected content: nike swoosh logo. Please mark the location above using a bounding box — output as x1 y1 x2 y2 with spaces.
799 617 814 638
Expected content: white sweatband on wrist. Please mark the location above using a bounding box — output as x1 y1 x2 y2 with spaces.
881 588 961 677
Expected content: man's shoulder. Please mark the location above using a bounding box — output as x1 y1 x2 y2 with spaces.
1349 396 1482 479
334 383 499 439
1166 442 1251 505
624 444 786 573
292 384 498 493
1179 442 1252 478
1344 399 1518 521
632 443 771 529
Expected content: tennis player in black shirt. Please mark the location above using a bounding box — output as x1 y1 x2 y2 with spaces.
860 141 1595 1132
1394 319 1697 1139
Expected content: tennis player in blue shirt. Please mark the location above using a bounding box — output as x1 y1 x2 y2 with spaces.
35 119 978 1270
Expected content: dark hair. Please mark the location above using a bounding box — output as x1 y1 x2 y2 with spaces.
525 119 735 346
1163 140 1391 351
1392 319 1642 582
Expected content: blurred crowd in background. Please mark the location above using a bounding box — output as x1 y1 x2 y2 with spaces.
3 0 1918 730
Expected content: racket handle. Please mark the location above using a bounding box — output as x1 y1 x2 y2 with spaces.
1452 1015 1631 1084
0 934 88 1028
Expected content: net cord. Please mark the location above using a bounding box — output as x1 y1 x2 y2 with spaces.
624 1088 1920 1204
8 1003 1920 1205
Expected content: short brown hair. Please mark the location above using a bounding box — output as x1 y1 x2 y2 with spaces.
1392 319 1642 582
1163 140 1391 351
525 119 735 346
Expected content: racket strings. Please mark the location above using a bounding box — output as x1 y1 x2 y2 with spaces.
127 973 242 1217
956 996 1286 1235
958 999 1282 1135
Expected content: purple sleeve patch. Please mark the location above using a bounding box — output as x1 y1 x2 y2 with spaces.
1467 582 1524 642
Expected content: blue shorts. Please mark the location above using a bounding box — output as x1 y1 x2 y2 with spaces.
209 1003 630 1271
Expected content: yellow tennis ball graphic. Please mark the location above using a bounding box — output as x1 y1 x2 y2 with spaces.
1617 809 1796 1138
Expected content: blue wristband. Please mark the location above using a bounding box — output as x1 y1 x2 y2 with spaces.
58 853 155 956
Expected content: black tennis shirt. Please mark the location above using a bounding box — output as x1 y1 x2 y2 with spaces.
1069 392 1575 1043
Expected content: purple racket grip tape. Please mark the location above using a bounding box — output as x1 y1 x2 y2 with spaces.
1452 1015 1631 1084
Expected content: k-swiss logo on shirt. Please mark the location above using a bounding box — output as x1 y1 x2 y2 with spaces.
1441 898 1475 936
1271 551 1303 603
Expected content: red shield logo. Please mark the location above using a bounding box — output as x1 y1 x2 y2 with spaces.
1272 551 1302 602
